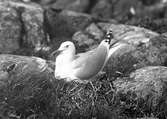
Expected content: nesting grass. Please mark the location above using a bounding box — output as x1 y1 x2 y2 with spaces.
0 73 166 119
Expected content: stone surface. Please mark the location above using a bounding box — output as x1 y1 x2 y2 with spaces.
0 2 21 53
91 0 112 19
72 31 96 52
52 0 90 13
91 0 142 21
0 54 53 86
97 23 159 38
113 66 167 117
72 23 104 52
85 23 104 42
46 9 92 39
18 2 47 51
31 0 53 6
0 1 47 54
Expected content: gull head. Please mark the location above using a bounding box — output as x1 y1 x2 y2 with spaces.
51 41 76 56
58 41 76 54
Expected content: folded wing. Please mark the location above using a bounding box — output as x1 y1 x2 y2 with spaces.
72 43 109 80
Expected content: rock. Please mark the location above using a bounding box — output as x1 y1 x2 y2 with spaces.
72 31 96 52
12 1 47 51
91 0 112 19
45 9 92 45
112 0 142 21
0 2 21 53
0 54 55 118
85 23 104 41
52 0 90 13
31 0 54 6
0 1 48 54
113 66 167 118
0 54 53 85
97 23 159 38
91 0 142 21
20 3 46 49
72 23 103 52
131 18 167 33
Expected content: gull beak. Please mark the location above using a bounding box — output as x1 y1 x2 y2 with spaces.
51 49 63 56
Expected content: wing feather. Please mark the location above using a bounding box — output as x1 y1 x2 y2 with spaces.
72 43 109 79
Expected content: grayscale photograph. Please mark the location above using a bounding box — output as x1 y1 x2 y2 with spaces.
0 0 166 119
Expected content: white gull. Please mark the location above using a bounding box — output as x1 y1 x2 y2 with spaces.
52 30 127 83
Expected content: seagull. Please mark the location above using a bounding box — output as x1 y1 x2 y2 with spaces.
52 30 127 83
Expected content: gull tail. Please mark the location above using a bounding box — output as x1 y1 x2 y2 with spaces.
104 30 113 44
104 30 130 60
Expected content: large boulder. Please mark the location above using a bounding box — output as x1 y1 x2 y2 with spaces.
0 54 53 85
0 1 47 54
113 66 167 118
0 2 21 53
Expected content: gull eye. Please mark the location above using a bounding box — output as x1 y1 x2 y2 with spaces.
66 45 69 48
